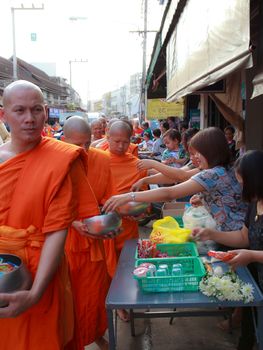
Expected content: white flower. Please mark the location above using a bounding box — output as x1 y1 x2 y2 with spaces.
199 270 254 303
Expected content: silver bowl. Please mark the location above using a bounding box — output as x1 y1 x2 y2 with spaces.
0 254 32 307
83 212 122 236
117 201 149 216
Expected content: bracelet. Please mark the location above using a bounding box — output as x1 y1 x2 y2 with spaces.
130 192 136 201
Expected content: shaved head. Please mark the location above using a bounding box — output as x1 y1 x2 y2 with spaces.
3 80 44 107
91 119 102 127
63 116 91 137
63 116 91 150
109 120 132 138
108 121 131 155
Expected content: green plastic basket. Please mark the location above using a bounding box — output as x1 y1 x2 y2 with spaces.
134 257 205 293
135 242 199 260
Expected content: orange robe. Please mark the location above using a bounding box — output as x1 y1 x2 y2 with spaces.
96 140 139 157
107 151 147 258
0 137 93 350
65 147 112 349
87 148 117 278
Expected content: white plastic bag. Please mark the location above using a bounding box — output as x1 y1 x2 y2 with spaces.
182 205 217 229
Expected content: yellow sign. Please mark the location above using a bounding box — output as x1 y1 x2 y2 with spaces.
147 98 184 119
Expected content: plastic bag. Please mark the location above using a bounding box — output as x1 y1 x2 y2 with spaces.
182 205 217 229
150 216 191 244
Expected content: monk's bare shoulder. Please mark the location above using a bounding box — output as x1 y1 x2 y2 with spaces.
0 142 13 163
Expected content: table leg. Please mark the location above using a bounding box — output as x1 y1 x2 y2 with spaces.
257 306 263 350
107 308 116 350
130 309 135 336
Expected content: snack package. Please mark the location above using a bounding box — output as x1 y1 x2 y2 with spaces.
150 216 191 244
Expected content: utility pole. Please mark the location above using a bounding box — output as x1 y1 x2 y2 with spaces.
11 3 44 81
141 0 148 122
130 0 157 122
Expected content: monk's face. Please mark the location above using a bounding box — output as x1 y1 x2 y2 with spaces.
3 87 47 144
64 131 91 151
91 122 103 139
108 130 130 156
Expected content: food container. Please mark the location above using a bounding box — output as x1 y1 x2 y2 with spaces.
0 254 32 306
83 212 122 237
118 201 149 217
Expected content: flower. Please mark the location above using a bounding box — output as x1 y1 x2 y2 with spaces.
199 270 254 303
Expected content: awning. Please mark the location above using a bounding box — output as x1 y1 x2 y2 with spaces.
166 0 252 102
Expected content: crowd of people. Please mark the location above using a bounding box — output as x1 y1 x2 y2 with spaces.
0 80 262 350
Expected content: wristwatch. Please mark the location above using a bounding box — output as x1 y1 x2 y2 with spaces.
130 192 136 201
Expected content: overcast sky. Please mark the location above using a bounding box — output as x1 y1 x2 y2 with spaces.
1 0 164 102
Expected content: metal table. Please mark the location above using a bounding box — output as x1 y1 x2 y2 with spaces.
106 240 263 350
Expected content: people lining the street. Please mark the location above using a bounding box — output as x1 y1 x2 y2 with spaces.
161 129 187 168
132 128 200 190
138 131 154 151
103 127 247 232
224 125 237 161
191 150 263 350
0 85 259 350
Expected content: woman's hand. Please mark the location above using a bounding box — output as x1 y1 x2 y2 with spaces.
191 227 213 241
190 194 203 207
131 179 144 192
102 193 131 213
227 249 254 270
137 159 155 171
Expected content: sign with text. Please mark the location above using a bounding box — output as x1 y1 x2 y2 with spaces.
147 98 184 119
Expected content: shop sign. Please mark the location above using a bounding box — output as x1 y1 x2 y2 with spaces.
147 98 184 119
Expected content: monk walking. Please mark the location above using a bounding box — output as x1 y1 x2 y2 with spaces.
64 116 115 350
105 120 147 321
0 80 97 350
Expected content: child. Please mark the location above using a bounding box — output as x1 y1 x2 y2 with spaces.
103 127 247 232
224 125 237 161
191 150 263 350
138 131 154 152
151 128 164 160
161 129 187 168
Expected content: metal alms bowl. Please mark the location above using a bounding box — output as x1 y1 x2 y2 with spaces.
0 254 32 307
83 212 122 236
117 201 149 216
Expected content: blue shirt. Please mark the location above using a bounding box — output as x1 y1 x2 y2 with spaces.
191 166 247 231
161 144 186 168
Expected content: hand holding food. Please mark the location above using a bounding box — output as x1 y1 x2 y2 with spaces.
208 250 237 262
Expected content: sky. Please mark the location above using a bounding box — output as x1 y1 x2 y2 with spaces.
1 0 165 103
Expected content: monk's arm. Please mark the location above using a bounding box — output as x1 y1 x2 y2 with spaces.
30 229 67 302
0 229 67 317
138 159 199 182
104 179 204 212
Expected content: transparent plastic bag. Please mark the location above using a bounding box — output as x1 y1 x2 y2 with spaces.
182 205 217 230
150 216 191 244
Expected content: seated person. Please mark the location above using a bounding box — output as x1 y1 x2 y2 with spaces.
161 129 187 168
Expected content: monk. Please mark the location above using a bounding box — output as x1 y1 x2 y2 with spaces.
93 118 138 157
0 80 98 350
64 116 115 350
91 119 104 142
104 120 147 320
